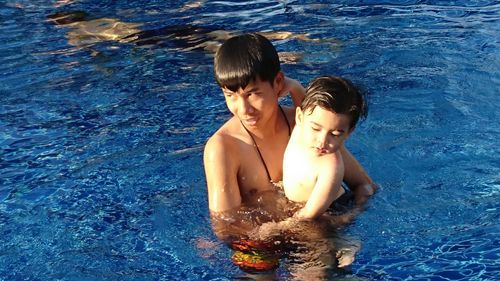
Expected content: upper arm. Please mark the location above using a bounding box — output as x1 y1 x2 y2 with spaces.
300 156 345 219
204 135 242 212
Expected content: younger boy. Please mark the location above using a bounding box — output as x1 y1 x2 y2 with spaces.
283 76 367 219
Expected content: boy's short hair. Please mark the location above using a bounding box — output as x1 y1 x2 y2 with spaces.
214 33 280 92
302 76 367 129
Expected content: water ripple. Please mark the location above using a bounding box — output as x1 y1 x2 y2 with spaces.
1 1 499 280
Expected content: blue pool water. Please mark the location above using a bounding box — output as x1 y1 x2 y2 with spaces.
1 0 499 280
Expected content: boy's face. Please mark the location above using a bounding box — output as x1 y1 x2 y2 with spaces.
222 73 283 129
295 106 353 156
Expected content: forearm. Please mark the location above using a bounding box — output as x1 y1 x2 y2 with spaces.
281 77 305 107
340 146 378 204
298 196 342 220
341 148 372 186
289 79 305 107
296 184 345 220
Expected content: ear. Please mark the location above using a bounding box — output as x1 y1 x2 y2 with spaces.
273 71 285 96
295 107 304 125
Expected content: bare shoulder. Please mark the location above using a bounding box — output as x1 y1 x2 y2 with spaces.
317 151 344 175
204 118 241 159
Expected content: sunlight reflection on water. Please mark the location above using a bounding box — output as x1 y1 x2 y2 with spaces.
0 0 499 280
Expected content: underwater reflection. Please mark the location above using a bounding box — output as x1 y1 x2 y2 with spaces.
46 10 338 63
54 0 78 8
211 190 361 279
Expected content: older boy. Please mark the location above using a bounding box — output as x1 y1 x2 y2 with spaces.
204 33 375 216
283 76 367 220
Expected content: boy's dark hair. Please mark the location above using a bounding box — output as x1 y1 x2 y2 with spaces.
214 33 280 92
302 76 367 129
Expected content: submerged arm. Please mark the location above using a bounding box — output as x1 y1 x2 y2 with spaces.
210 210 255 241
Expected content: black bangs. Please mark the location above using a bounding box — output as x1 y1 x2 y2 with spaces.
214 48 258 92
214 33 280 92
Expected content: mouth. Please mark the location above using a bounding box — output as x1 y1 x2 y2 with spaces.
314 147 327 155
242 117 258 126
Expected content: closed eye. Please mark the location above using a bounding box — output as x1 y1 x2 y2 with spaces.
331 130 345 137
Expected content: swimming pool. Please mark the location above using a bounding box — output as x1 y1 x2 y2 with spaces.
1 0 498 280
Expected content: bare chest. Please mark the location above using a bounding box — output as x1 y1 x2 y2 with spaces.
283 146 319 201
236 138 287 201
284 154 317 188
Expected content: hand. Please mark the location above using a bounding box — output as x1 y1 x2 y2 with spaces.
354 183 379 205
293 208 310 221
249 222 278 240
249 217 299 240
360 183 378 195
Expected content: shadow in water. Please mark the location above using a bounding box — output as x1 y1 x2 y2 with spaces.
46 10 340 64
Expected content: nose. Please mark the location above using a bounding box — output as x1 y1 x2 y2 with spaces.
316 133 329 148
237 98 254 115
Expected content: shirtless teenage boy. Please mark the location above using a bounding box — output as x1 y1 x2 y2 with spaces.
204 33 375 216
